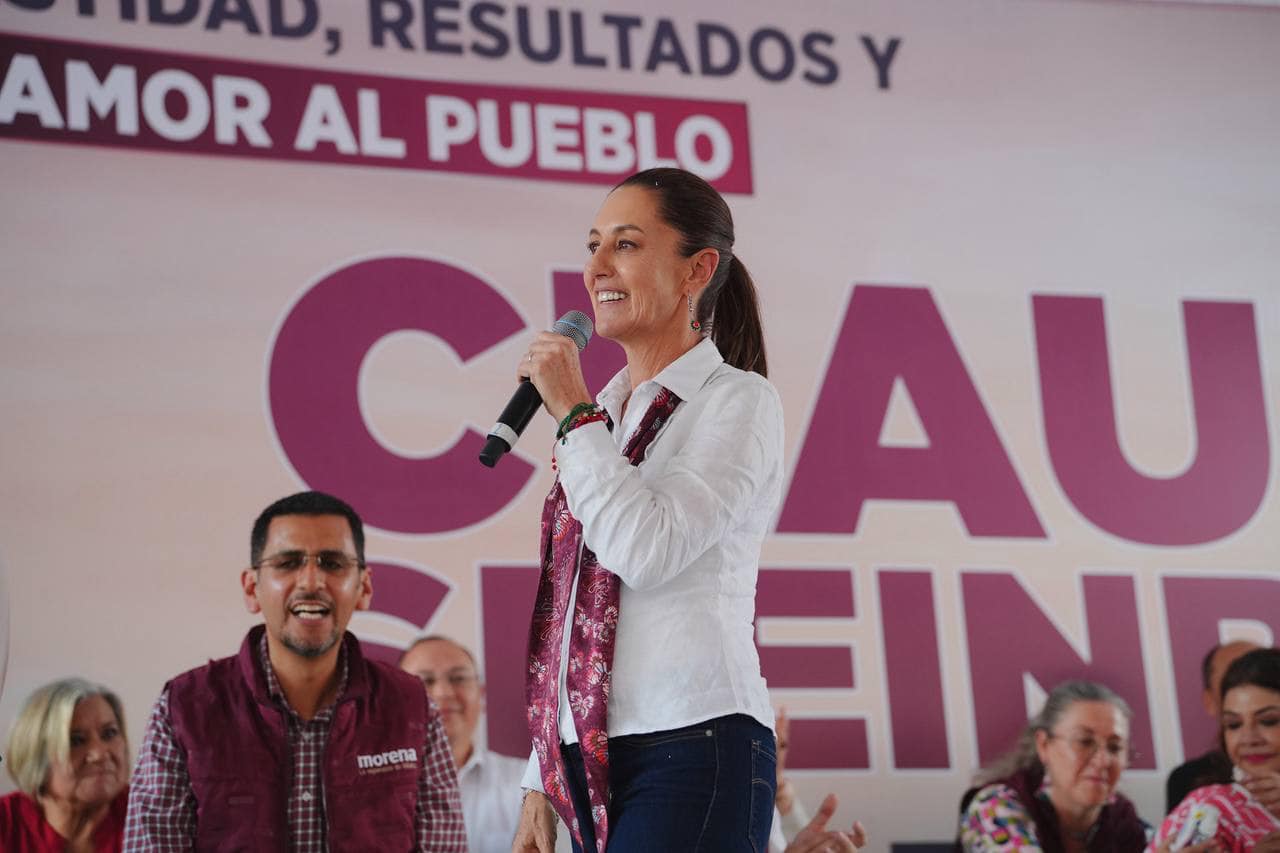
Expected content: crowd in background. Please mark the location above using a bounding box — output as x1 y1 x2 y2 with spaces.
3 637 1278 851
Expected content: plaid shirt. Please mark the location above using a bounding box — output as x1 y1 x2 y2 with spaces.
123 636 466 852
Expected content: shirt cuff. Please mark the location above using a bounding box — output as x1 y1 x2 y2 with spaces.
521 749 543 792
555 419 619 487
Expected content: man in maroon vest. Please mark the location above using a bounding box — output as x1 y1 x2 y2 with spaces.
123 491 466 851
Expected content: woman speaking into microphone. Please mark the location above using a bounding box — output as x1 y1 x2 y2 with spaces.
512 167 785 853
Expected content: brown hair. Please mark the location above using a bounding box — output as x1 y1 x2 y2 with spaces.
615 168 767 376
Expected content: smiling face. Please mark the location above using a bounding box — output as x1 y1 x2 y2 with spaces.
584 185 713 353
1036 700 1129 814
399 638 483 767
42 695 127 810
242 513 372 662
1222 684 1280 777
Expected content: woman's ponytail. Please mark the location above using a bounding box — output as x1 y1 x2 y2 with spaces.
705 255 767 377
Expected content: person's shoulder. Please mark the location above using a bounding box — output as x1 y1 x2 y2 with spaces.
0 790 43 837
964 781 1025 813
1167 750 1232 810
701 364 783 414
167 647 241 696
958 782 1038 848
706 361 776 392
0 789 36 818
959 781 1039 827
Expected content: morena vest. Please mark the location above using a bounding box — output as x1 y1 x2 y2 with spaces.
166 625 429 851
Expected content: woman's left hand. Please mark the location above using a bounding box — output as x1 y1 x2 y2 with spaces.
519 331 594 423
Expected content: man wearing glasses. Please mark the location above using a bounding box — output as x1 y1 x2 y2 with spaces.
124 491 466 852
399 635 528 853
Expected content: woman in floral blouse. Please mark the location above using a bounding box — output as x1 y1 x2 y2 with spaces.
1149 648 1280 853
958 680 1149 853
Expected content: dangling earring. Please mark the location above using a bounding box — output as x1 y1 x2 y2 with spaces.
688 294 701 332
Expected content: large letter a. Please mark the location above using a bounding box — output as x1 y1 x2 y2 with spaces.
778 285 1043 537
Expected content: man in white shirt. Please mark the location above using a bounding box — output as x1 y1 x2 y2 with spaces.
400 635 528 853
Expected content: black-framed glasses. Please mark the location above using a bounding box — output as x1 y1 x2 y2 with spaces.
1047 731 1138 765
255 551 362 573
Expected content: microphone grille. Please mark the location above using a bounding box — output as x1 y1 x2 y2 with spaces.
552 310 593 351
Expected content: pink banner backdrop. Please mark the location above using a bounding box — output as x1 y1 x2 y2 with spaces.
2 0 1278 846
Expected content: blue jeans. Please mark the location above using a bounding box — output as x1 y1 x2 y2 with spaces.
562 714 777 853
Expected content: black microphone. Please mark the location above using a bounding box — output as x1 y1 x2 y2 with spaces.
479 310 593 468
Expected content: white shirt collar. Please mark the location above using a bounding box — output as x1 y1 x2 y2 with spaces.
458 744 488 778
597 337 724 412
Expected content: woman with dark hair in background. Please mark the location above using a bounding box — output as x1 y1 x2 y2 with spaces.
1150 648 1280 852
0 678 130 852
510 168 861 853
958 680 1148 852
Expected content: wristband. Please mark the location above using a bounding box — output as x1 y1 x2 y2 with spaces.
557 403 606 441
556 402 598 439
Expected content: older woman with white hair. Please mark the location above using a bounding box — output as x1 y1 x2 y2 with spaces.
958 680 1148 852
0 677 130 852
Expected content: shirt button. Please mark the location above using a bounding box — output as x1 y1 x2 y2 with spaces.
300 791 313 802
